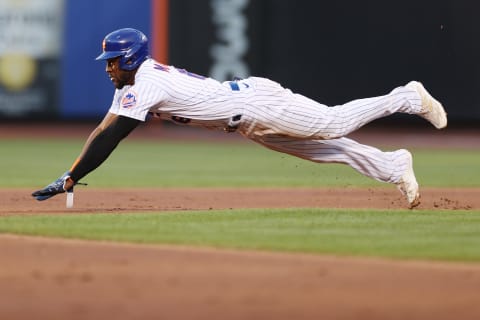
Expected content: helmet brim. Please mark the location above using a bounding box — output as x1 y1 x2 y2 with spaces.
95 51 125 61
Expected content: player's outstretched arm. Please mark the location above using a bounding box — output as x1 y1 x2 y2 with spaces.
32 113 140 201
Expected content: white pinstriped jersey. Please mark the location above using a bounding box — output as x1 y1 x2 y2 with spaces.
108 58 426 185
108 58 247 129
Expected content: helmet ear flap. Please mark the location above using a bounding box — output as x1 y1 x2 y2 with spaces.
124 43 143 59
119 56 133 69
120 42 149 70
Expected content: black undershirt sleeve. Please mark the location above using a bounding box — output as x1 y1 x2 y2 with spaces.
69 116 140 182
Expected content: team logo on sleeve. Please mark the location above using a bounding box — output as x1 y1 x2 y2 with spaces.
121 90 137 108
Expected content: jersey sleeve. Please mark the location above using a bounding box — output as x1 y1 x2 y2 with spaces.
107 88 125 115
112 82 166 122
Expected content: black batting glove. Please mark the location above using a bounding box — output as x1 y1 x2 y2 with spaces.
32 171 74 201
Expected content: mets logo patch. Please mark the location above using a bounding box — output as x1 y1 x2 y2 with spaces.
121 90 137 109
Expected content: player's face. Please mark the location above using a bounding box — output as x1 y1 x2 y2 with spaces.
105 57 134 89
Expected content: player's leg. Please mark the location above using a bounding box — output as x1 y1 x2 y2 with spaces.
254 135 420 207
284 85 424 139
243 79 445 140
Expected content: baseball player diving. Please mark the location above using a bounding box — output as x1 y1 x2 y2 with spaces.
32 28 447 208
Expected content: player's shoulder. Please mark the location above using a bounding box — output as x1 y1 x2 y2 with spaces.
114 86 130 97
135 58 172 83
137 58 169 73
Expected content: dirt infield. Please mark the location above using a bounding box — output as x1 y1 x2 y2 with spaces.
1 233 480 320
2 187 480 320
1 187 479 215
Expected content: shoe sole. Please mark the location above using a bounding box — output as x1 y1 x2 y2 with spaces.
397 150 421 209
409 194 421 209
406 81 447 129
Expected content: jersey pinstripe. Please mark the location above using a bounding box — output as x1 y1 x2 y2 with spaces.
108 59 246 128
107 58 425 184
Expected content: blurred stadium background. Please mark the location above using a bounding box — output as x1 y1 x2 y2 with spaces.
0 0 478 127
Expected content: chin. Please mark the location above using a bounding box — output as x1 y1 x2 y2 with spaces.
114 82 125 89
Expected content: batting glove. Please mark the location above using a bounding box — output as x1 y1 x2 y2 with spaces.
32 171 75 201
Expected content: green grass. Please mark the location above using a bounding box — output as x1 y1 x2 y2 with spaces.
1 208 480 262
1 138 480 262
2 139 480 188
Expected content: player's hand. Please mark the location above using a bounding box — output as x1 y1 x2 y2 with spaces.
32 171 75 201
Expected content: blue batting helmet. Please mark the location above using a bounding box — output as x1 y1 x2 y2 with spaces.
95 28 150 71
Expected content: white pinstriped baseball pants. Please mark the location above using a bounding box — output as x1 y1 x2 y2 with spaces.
238 78 422 184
